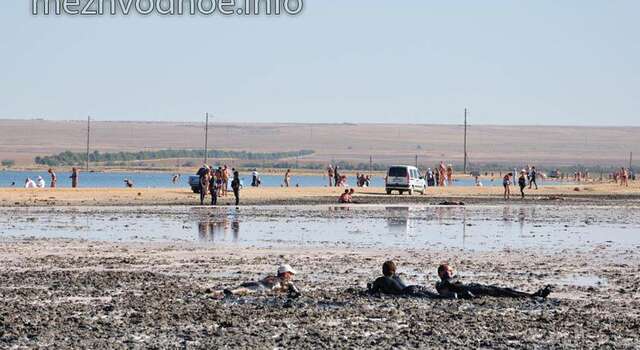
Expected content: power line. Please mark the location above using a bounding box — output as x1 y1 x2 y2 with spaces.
86 116 91 171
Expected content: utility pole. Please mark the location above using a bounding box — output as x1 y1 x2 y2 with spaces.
463 108 468 174
415 154 418 168
369 155 373 174
86 116 91 171
204 113 209 164
630 152 633 170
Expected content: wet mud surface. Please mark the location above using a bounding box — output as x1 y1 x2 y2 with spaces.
1 239 639 349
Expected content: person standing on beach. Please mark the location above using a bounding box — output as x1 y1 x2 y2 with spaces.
518 171 527 199
221 165 230 197
209 167 218 205
529 166 539 189
503 173 512 200
426 168 435 187
199 166 211 205
70 167 79 188
327 165 334 187
446 165 454 186
284 169 291 187
48 169 57 188
621 167 629 187
231 169 241 206
438 162 446 187
251 169 260 187
334 165 340 187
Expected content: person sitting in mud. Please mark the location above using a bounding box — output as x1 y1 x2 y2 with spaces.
348 188 356 203
339 189 351 203
368 261 441 298
435 263 552 299
212 264 301 299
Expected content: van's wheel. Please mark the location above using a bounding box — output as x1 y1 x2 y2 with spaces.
408 187 414 195
386 189 392 195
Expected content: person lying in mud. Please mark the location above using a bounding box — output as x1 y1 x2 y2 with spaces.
211 264 301 299
436 263 552 299
368 261 441 298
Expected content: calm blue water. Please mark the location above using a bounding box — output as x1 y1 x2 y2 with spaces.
0 170 505 188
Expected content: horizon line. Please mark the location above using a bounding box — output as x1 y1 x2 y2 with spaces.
1 117 640 128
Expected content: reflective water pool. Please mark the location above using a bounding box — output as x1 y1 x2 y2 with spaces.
1 205 638 251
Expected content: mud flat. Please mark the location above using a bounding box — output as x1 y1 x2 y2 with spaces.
1 238 639 348
1 204 639 348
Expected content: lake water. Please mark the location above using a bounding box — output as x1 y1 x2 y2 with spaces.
0 170 519 188
1 205 638 252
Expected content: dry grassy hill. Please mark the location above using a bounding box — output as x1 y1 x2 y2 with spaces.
0 119 637 168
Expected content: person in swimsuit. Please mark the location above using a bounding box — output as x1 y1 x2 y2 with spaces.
48 168 57 188
435 264 552 299
327 165 334 187
503 173 512 200
70 167 79 188
221 165 229 196
284 169 291 187
212 264 301 299
199 167 211 205
339 189 351 203
368 261 441 298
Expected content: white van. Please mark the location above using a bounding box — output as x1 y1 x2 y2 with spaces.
385 165 426 195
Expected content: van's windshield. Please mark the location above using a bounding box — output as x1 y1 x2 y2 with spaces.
388 167 408 177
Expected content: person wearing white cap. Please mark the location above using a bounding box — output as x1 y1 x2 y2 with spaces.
36 176 46 188
211 264 300 299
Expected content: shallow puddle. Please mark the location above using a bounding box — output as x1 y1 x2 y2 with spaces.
1 205 639 252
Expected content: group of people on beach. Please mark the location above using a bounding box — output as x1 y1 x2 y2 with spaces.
214 261 552 301
326 165 350 187
197 164 241 206
423 162 455 187
22 168 68 189
502 165 540 200
614 167 632 187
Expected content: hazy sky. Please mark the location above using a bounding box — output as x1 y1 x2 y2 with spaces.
1 1 639 125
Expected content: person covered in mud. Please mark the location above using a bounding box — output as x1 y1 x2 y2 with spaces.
214 264 301 299
435 263 552 299
368 261 441 298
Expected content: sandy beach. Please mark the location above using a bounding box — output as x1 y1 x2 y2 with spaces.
1 182 639 207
